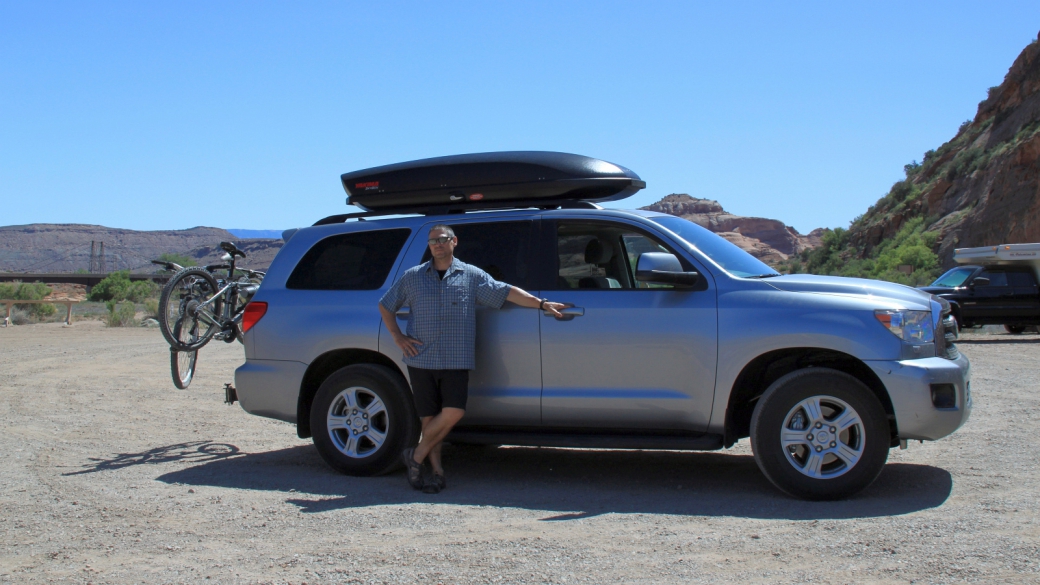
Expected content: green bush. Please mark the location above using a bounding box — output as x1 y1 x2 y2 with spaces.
88 271 158 302
0 281 56 318
105 301 137 327
89 271 131 301
799 217 941 286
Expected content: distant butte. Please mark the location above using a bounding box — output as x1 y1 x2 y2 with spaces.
640 194 823 265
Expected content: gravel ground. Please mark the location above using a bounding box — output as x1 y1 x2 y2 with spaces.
1 322 1038 584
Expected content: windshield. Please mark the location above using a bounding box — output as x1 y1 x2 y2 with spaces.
648 215 780 278
931 266 976 287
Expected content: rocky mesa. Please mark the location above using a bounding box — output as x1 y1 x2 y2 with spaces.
847 34 1040 268
0 224 280 273
641 194 823 265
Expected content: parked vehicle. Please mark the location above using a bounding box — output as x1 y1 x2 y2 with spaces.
234 152 970 500
919 243 1040 334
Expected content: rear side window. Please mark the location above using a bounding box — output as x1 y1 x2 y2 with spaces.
1008 271 1038 287
287 229 411 290
420 221 537 290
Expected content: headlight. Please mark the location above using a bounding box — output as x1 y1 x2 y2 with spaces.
875 310 934 343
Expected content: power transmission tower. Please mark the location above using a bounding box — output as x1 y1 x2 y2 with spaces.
89 241 107 273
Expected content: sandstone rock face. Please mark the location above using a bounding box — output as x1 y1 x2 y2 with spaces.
641 194 821 263
0 224 281 273
846 35 1040 268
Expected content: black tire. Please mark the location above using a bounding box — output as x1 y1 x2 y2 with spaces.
158 267 222 351
170 318 199 389
1004 324 1027 334
750 368 890 500
310 364 420 476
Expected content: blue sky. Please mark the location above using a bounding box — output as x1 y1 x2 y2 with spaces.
2 2 1037 234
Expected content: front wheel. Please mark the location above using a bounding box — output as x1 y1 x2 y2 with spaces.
750 368 890 500
310 364 420 476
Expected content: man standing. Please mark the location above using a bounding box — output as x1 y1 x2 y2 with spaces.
378 224 565 493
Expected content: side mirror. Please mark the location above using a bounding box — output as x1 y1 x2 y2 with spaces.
635 252 701 287
970 277 990 288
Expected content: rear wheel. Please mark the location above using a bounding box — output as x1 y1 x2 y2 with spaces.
170 317 199 389
310 364 420 476
750 368 890 500
158 268 222 351
1004 324 1027 334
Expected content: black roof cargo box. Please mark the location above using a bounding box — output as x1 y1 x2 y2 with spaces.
341 151 645 212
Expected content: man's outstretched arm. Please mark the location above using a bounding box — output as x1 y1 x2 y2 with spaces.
506 287 566 318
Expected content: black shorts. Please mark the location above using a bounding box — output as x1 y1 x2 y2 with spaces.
407 367 469 418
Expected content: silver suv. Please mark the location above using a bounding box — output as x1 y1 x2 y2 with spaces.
235 180 970 501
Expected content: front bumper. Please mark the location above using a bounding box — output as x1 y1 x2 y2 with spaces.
234 358 308 424
867 353 972 441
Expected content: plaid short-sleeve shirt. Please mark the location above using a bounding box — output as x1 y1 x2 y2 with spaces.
379 257 512 370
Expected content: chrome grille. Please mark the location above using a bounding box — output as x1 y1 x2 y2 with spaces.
936 312 959 360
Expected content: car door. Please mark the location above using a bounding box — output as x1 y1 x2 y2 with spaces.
1006 270 1040 319
966 269 1010 321
380 218 543 426
538 218 718 432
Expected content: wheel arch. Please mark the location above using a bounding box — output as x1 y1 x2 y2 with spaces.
723 348 896 448
296 349 407 439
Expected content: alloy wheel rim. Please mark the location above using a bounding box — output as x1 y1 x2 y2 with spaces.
326 386 389 458
780 395 865 479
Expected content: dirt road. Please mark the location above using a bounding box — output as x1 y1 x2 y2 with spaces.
1 322 1038 584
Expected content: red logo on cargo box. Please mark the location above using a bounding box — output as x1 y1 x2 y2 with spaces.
356 181 379 190
468 193 484 201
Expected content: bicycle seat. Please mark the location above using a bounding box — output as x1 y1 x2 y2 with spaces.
150 259 183 271
219 241 246 258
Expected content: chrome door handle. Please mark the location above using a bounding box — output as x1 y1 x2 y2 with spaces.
545 307 584 320
396 307 410 317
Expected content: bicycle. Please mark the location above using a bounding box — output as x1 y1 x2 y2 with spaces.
153 242 264 386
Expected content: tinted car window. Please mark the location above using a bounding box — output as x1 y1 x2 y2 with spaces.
420 221 536 290
287 229 411 290
932 267 976 287
976 270 1008 287
1008 271 1038 287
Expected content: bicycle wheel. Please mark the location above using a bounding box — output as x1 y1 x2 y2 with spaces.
170 317 199 389
159 267 223 351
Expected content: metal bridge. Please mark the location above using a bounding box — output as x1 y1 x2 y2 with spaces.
0 272 172 291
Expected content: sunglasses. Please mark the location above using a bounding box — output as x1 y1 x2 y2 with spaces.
428 236 454 245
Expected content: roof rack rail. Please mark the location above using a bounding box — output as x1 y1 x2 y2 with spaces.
311 200 603 226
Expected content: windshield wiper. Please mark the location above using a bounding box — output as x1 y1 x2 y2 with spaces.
746 273 781 279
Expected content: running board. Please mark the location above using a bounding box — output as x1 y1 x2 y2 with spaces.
445 428 724 451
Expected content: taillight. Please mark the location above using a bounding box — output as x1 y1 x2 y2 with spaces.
241 302 268 333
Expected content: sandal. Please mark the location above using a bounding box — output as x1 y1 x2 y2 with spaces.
432 473 446 491
422 476 442 494
402 447 424 490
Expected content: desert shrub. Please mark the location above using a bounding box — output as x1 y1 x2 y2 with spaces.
105 301 137 327
0 281 56 318
904 160 921 178
8 307 31 325
959 120 973 133
144 298 160 320
125 280 159 302
89 271 131 301
88 271 158 302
